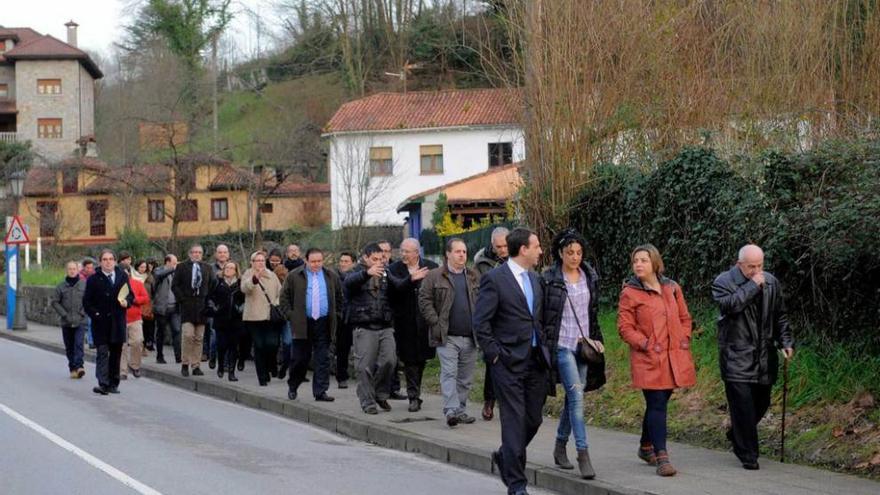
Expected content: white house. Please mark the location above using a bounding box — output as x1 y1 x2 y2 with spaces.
323 88 525 233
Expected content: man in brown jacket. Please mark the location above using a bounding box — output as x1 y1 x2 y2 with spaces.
418 238 481 427
280 247 344 401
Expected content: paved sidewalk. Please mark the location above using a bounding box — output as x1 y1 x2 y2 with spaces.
3 321 879 495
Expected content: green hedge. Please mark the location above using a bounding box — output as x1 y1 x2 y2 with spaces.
570 143 880 345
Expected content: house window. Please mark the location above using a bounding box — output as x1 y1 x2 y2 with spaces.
420 145 443 175
62 169 78 193
488 142 513 168
179 199 198 222
37 201 58 237
148 200 165 222
369 147 393 176
211 198 229 221
37 78 62 95
87 200 108 237
37 118 62 139
260 203 273 214
0 84 8 98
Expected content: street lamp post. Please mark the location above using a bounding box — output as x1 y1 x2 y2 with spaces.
9 169 27 330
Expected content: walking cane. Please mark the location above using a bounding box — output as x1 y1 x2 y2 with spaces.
781 356 790 463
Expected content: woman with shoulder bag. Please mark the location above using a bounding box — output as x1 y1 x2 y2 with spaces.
210 261 245 382
542 229 606 480
241 251 283 386
618 244 696 477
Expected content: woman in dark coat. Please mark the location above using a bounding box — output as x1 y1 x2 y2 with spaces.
542 229 606 480
209 261 245 382
387 239 438 411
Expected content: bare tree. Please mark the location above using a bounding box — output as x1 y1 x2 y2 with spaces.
330 135 397 248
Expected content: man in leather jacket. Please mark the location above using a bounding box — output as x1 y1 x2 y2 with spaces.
712 244 794 471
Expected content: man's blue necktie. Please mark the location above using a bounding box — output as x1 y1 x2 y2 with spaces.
521 272 537 347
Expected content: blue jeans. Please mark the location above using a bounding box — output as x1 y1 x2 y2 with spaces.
556 347 589 450
62 325 85 371
84 318 93 346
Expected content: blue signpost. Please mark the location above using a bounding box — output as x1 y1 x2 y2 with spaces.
6 243 16 330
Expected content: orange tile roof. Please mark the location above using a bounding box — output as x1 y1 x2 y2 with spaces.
210 164 330 196
23 167 57 196
398 163 523 211
324 88 523 134
2 32 103 78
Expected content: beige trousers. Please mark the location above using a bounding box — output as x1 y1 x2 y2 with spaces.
182 323 206 367
121 320 144 373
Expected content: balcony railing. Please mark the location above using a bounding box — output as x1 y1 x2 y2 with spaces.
0 132 17 143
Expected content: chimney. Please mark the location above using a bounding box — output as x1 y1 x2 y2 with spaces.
64 20 79 47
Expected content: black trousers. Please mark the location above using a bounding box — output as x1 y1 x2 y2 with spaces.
492 352 548 493
640 389 673 453
155 311 181 361
215 323 242 372
289 317 331 397
248 320 281 384
143 318 155 346
402 361 426 401
96 343 123 390
725 381 773 463
336 323 353 382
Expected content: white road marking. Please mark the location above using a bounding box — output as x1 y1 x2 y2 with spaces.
0 402 163 495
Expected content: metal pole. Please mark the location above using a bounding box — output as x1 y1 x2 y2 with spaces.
11 197 27 330
781 357 789 462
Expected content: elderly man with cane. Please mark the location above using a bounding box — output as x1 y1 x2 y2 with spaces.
712 244 794 470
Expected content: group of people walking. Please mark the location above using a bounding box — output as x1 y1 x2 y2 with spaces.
51 229 793 495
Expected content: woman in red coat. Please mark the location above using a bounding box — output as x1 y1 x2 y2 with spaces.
121 276 150 379
618 244 695 477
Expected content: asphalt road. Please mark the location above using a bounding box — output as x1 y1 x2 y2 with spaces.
0 338 551 495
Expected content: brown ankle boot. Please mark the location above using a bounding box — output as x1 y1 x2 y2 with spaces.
577 449 596 479
655 450 677 477
553 439 574 469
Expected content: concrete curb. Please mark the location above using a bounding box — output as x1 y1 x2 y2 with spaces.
0 330 650 495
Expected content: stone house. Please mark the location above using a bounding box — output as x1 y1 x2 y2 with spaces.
0 21 102 162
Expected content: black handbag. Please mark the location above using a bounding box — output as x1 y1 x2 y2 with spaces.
256 277 286 324
567 294 603 364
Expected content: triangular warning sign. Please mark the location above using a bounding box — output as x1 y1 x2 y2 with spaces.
5 215 30 244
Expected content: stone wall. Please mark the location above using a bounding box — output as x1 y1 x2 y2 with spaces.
0 285 63 327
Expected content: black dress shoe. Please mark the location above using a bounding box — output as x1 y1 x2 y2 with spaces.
192 367 204 376
389 391 407 401
315 393 335 402
208 357 216 369
228 373 238 382
277 364 288 380
742 461 760 470
337 380 348 389
446 415 460 427
457 413 476 424
288 389 297 400
408 399 422 412
237 360 245 371
108 387 120 394
181 365 189 377
363 405 379 415
156 356 167 364
93 386 109 395
259 380 268 386
376 400 392 411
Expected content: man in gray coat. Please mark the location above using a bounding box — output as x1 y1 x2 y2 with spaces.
52 261 87 378
712 244 794 471
152 254 180 364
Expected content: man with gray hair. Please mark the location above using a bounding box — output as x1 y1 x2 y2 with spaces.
387 238 437 412
473 226 510 421
712 244 794 471
172 245 216 377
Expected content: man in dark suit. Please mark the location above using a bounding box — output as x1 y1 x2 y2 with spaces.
280 247 344 401
474 228 548 495
172 244 216 377
83 249 134 395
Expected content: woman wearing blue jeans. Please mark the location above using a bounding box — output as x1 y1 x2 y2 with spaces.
542 229 607 480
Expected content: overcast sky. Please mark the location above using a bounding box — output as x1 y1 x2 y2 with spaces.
2 0 280 60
